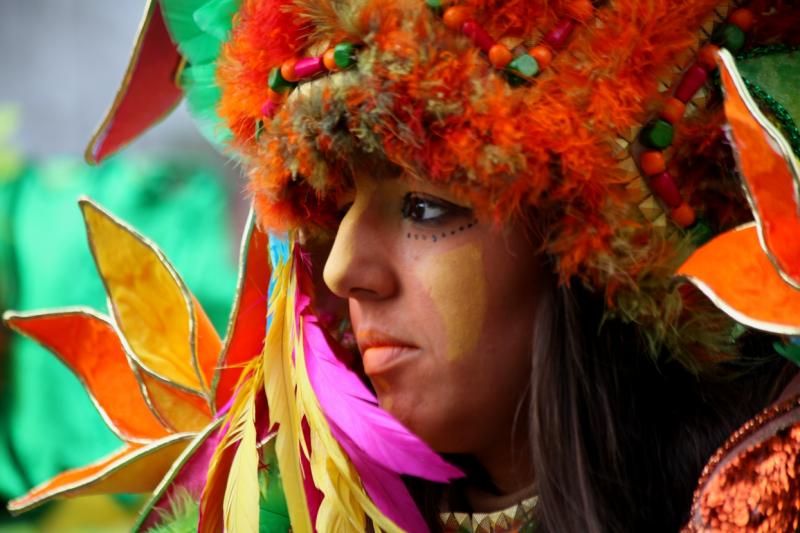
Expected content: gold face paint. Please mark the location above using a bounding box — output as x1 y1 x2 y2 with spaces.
421 243 487 361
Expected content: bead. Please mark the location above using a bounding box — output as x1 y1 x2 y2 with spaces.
674 65 708 103
659 97 686 124
268 67 296 93
712 24 746 53
640 150 666 175
294 56 325 79
649 171 683 208
323 48 339 71
697 44 720 71
426 0 444 11
565 0 593 22
443 6 472 30
333 42 356 69
689 219 714 246
507 53 539 85
671 203 696 228
640 119 674 149
261 100 280 118
280 59 299 82
462 20 495 53
543 19 576 49
528 45 553 70
489 43 513 68
728 8 755 32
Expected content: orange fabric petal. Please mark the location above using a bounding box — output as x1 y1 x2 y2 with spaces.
212 214 271 411
718 50 800 288
4 310 168 442
80 199 220 397
7 434 192 514
137 371 213 433
678 224 800 335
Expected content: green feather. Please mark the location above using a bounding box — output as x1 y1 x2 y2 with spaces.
774 339 800 367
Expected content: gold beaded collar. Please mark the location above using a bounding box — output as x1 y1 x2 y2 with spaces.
439 495 538 533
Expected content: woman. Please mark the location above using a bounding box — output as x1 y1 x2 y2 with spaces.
6 0 800 531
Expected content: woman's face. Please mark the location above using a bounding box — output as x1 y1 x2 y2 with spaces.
323 170 546 455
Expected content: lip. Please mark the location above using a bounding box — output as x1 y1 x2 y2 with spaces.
357 330 419 376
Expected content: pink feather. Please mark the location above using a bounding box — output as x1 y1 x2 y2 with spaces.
294 263 462 532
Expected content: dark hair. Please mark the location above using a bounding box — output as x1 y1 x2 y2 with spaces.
407 281 792 532
528 282 791 532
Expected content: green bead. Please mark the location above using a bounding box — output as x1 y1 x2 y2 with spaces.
640 119 674 149
689 219 713 246
268 68 296 93
508 53 539 77
426 0 444 11
712 24 746 53
334 42 356 69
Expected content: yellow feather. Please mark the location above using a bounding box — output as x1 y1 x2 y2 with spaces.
262 241 313 533
223 387 259 533
294 303 405 533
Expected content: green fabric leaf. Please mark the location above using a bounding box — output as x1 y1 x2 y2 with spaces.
774 339 800 368
739 50 800 126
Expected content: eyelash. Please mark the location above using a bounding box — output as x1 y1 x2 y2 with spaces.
400 193 471 226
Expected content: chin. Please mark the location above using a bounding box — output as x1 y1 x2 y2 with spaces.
378 391 462 453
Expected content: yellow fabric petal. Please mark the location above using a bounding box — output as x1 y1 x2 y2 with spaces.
80 199 219 399
8 434 193 515
678 224 800 335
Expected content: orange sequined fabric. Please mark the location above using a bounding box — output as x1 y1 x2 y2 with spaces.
685 396 800 532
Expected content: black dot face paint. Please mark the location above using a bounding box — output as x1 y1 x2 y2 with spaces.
407 219 479 242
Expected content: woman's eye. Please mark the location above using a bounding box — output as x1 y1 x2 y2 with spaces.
401 193 470 224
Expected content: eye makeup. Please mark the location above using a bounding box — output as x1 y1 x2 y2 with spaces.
402 192 478 242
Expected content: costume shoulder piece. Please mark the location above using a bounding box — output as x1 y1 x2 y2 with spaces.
684 394 800 531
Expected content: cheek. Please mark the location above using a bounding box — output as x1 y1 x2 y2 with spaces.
418 243 487 361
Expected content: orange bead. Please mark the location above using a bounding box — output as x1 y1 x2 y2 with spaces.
671 203 696 228
323 48 339 71
565 0 593 22
697 44 720 71
528 45 553 70
488 44 513 68
443 6 472 30
728 8 755 32
640 151 666 175
659 97 686 124
280 59 299 82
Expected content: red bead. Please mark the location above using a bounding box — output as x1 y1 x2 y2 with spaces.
488 43 513 68
728 8 755 32
697 44 720 71
649 171 683 208
671 203 696 228
443 6 472 30
640 151 666 175
294 56 325 79
659 97 686 124
529 45 553 70
543 19 576 49
673 65 708 103
462 20 495 53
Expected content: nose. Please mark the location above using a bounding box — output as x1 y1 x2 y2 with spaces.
323 193 398 301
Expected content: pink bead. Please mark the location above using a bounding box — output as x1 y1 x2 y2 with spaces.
649 172 682 208
261 100 280 118
673 65 708 103
294 56 325 79
462 20 495 53
543 19 576 49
